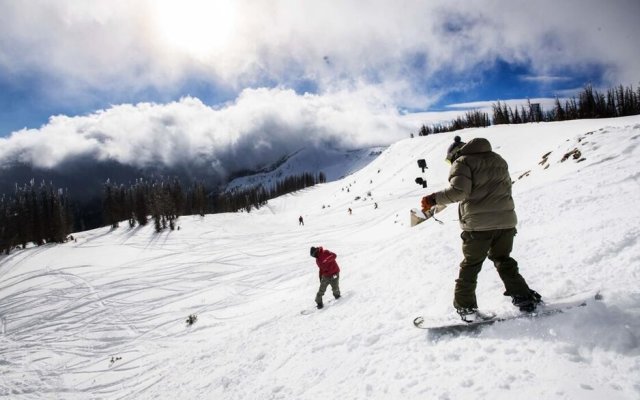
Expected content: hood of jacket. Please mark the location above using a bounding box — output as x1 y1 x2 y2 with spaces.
459 138 492 155
433 137 517 231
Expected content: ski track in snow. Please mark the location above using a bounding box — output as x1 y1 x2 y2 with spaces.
1 117 640 399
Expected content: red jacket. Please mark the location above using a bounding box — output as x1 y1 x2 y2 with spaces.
315 247 340 277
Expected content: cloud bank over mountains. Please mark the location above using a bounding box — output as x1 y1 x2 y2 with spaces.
0 88 416 176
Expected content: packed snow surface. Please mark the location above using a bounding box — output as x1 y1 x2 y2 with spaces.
1 116 640 399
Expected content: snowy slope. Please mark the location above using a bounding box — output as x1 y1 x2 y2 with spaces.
1 116 640 399
224 145 386 192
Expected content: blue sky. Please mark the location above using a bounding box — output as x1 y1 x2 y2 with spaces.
433 60 606 109
0 56 608 135
0 0 638 170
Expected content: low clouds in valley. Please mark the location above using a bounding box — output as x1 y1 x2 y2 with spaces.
0 88 414 177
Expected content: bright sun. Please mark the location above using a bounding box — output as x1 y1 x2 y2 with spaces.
153 0 236 58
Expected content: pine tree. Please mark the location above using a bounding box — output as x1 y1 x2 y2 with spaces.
103 180 119 228
513 107 521 124
616 85 625 116
134 181 149 226
553 97 565 121
606 89 617 117
419 124 428 136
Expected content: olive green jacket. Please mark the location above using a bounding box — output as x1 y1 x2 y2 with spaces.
433 138 517 231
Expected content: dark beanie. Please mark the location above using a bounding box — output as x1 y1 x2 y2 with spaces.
446 137 466 162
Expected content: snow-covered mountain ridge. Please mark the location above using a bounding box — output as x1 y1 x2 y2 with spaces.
224 145 386 192
1 116 639 399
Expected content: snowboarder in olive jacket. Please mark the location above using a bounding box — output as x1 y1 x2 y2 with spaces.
310 246 341 309
421 137 541 320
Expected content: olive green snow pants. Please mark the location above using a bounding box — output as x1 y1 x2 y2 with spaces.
315 274 340 305
453 228 531 309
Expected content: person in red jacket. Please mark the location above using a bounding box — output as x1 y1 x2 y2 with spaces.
310 246 341 309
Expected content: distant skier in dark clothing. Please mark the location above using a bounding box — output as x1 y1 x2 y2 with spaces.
310 246 341 309
420 137 541 322
299 216 304 226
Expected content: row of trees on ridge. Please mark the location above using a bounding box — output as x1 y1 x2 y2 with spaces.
213 172 326 213
103 178 208 232
1 170 327 254
416 83 640 136
103 172 326 232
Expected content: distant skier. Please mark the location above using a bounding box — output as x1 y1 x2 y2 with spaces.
348 208 352 215
310 246 341 309
299 216 304 226
420 137 541 321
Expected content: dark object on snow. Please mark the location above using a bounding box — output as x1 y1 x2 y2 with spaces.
186 314 198 326
417 158 427 172
561 148 585 163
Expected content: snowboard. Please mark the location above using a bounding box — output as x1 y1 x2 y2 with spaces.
413 296 594 335
300 295 345 315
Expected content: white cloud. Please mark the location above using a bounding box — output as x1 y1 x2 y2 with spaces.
0 88 421 173
1 0 638 107
520 75 572 83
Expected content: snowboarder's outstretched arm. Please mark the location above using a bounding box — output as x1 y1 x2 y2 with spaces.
435 160 472 205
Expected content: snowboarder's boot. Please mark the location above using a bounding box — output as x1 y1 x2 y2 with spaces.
530 290 542 303
511 289 543 312
316 302 324 309
456 307 477 323
455 308 494 323
334 294 341 300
